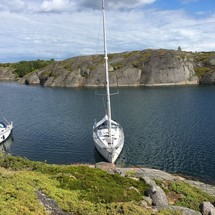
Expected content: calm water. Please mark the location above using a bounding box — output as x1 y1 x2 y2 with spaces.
0 82 215 182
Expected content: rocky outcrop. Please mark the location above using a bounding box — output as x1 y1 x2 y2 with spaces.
2 49 215 87
96 162 215 215
18 50 201 87
140 51 196 86
20 72 40 85
21 50 198 87
167 206 202 215
200 202 215 215
36 190 69 215
0 67 16 80
200 72 215 84
146 185 169 209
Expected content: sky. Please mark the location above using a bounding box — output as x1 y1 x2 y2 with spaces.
0 0 215 63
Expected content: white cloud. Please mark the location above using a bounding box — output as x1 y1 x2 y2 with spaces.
0 0 156 14
0 0 26 12
108 0 156 9
39 0 157 13
0 1 214 62
40 0 75 12
78 0 156 10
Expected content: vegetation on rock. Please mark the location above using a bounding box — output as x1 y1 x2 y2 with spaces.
193 52 215 77
194 67 211 77
1 49 215 86
155 180 215 212
0 59 55 78
0 154 150 214
0 153 215 214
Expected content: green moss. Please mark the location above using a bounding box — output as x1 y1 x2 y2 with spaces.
0 169 48 214
63 65 72 71
0 154 150 214
123 51 140 58
158 180 215 211
170 181 215 210
88 64 96 71
111 63 125 70
125 170 136 177
194 52 214 63
194 67 210 77
158 208 183 215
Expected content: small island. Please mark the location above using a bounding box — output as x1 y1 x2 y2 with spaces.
0 49 215 88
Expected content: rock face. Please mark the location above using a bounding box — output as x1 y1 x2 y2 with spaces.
200 202 215 215
167 206 202 215
147 185 169 209
200 72 215 84
17 50 200 87
209 56 215 66
140 51 195 85
20 72 40 85
2 49 215 87
0 67 16 80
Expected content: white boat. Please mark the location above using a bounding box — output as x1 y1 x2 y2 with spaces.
0 118 13 143
93 0 124 163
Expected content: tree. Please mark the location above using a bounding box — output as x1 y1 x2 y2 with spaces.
177 46 182 51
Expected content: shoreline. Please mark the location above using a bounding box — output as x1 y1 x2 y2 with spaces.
95 162 215 197
0 79 202 87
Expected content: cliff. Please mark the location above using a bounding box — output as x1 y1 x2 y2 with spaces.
1 49 215 87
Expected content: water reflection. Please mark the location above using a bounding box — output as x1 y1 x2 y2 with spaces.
93 148 105 163
0 137 13 153
1 83 215 182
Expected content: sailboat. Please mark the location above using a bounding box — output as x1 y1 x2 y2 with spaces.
93 0 124 163
0 117 13 144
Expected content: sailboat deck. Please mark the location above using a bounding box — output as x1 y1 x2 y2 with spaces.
94 122 123 147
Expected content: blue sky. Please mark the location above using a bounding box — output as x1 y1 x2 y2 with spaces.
0 0 214 63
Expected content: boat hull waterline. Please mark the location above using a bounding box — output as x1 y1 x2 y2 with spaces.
0 122 13 144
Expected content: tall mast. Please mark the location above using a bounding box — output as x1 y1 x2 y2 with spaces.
102 0 112 142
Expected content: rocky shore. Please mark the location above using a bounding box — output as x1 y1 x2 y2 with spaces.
95 162 215 215
0 153 215 215
0 49 215 88
35 162 215 215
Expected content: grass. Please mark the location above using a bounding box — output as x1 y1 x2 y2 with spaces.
111 63 125 70
0 154 151 214
194 52 215 63
157 209 183 215
0 168 48 214
155 180 215 212
1 153 215 214
194 67 211 77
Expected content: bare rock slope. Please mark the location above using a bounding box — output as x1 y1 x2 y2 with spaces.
22 50 199 87
1 49 215 87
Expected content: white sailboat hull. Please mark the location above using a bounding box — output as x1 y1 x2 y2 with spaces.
0 122 13 144
93 115 124 163
93 137 124 163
